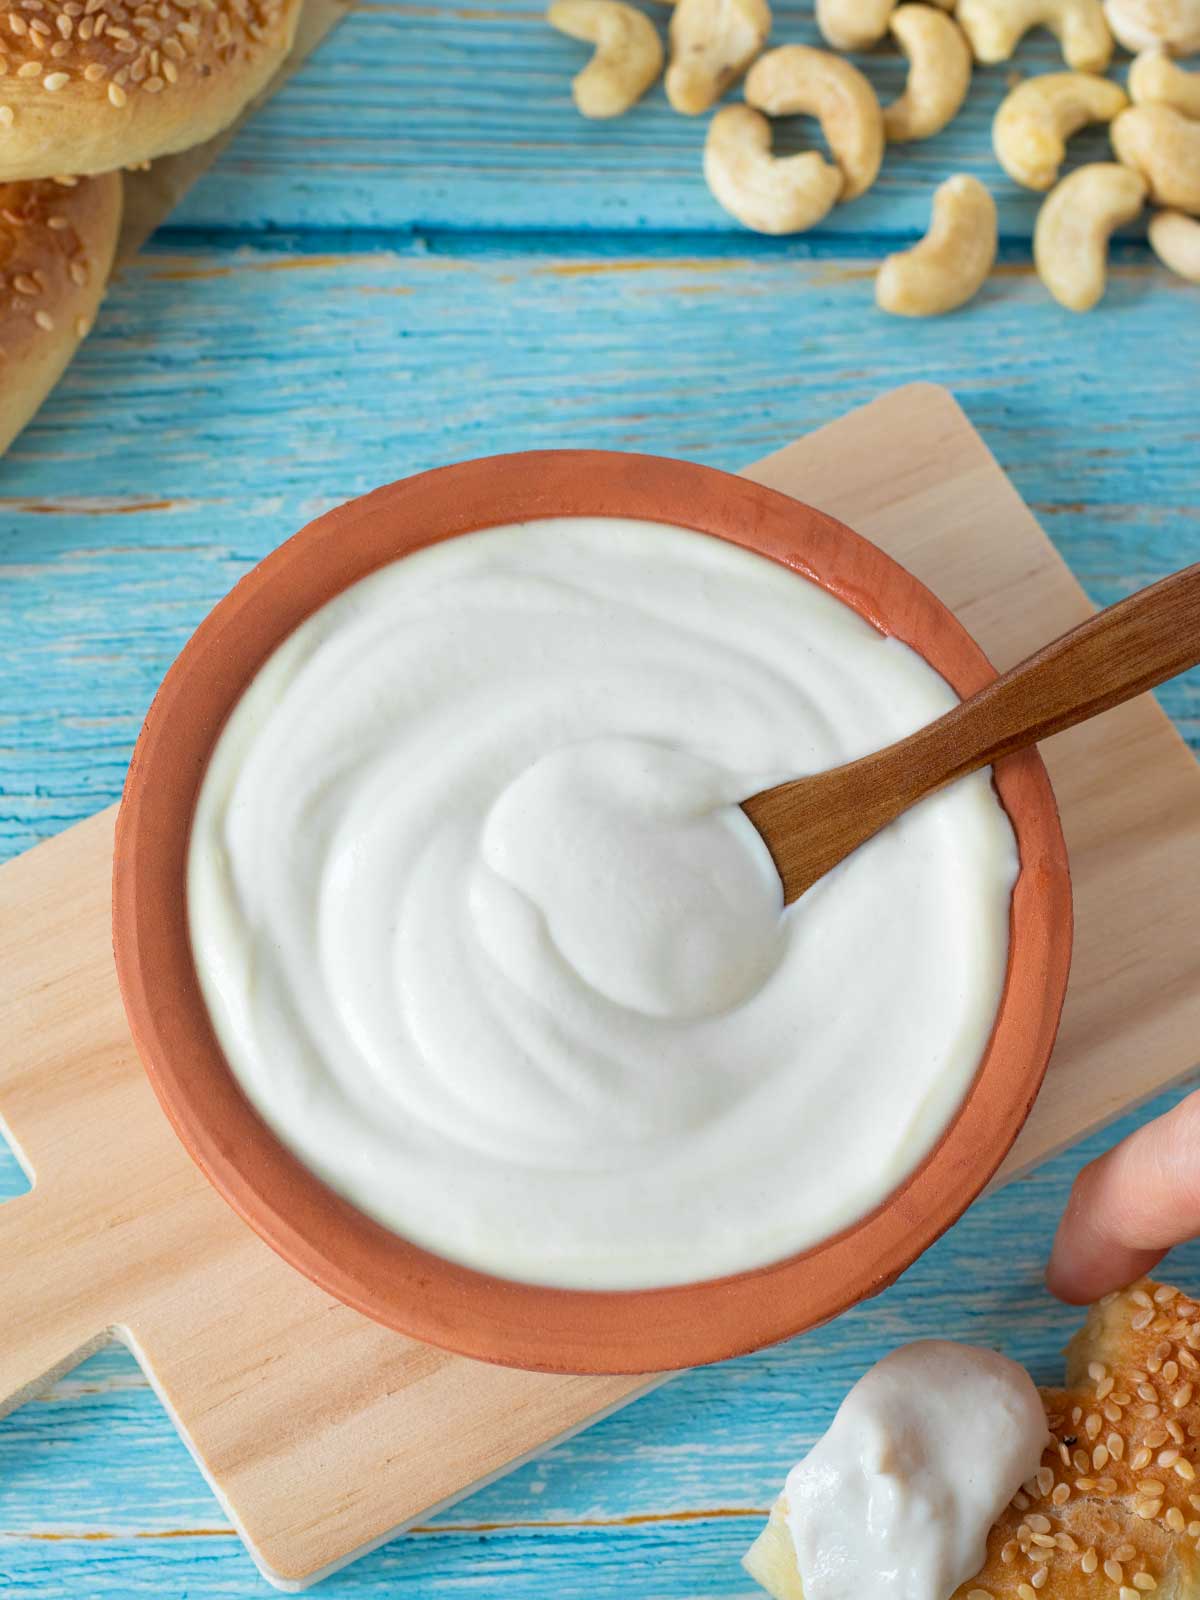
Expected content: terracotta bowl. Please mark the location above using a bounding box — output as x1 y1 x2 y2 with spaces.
112 451 1072 1376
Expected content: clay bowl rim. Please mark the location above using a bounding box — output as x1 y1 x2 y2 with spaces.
112 449 1073 1376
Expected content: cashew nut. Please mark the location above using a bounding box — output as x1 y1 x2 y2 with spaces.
703 105 844 232
744 46 885 201
815 0 892 50
993 72 1128 191
1034 162 1146 310
548 0 664 118
665 0 771 116
1149 209 1200 280
875 174 997 315
1130 49 1200 118
883 6 973 143
957 0 1113 72
1111 104 1200 214
1103 0 1200 53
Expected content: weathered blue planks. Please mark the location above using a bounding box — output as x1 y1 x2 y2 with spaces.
170 1 1150 238
1 237 1195 856
1 0 1198 1590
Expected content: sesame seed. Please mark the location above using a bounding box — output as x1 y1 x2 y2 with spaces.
1056 1531 1077 1550
1058 1442 1072 1467
82 59 104 79
1173 1420 1189 1443
1085 1412 1103 1439
1013 1491 1030 1510
1131 1447 1154 1470
1156 1285 1176 1303
17 59 41 75
1167 1505 1187 1531
1111 1391 1133 1406
1139 1403 1162 1419
13 272 38 294
1097 1375 1115 1399
68 261 86 286
1081 1549 1098 1574
1133 1288 1155 1308
1036 1466 1054 1496
1159 1447 1181 1465
1139 1478 1166 1493
1031 1533 1055 1549
1105 1561 1125 1584
1156 1339 1173 1360
1017 1587 1037 1600
1114 1544 1137 1562
1076 1475 1097 1490
1132 1574 1156 1592
1164 1360 1180 1384
8 12 27 32
1148 1355 1163 1373
0 103 12 124
1052 1482 1070 1505
1072 1406 1083 1425
1073 1448 1090 1473
1190 1518 1200 1536
74 314 90 337
1108 1433 1125 1460
1177 1457 1197 1480
33 308 53 330
1026 1513 1051 1534
1181 1347 1198 1370
143 72 163 89
1135 1499 1162 1518
1092 1445 1109 1470
1000 1541 1018 1565
1190 1492 1200 1509
1030 1571 1047 1591
1139 1383 1158 1402
108 79 126 104
1089 1361 1108 1381
1133 1310 1155 1331
1120 1589 1140 1600
1097 1475 1118 1493
1175 1383 1195 1408
1104 1401 1124 1423
42 69 67 87
1146 1425 1170 1448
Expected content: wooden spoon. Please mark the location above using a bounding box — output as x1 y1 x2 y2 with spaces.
743 561 1200 905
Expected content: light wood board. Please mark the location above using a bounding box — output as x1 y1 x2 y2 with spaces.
2 383 1198 1591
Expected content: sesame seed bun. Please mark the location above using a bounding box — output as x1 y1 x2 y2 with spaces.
0 0 301 182
1 169 121 455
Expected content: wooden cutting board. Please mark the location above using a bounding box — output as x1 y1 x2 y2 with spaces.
3 382 1199 1592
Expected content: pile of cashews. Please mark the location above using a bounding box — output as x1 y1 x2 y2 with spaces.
546 0 1200 313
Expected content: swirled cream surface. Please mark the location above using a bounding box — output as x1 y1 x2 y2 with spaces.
783 1342 1048 1600
187 516 1019 1290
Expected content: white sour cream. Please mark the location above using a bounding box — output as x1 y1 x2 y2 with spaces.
784 1341 1049 1600
187 516 1019 1290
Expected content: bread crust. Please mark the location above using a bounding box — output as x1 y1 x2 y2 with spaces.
960 1280 1200 1600
0 169 121 455
0 0 301 182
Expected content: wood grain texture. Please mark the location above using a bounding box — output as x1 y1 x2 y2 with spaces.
164 0 1149 237
1 0 1198 1588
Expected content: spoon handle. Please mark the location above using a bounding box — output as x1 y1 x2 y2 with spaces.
886 558 1200 784
746 561 1200 903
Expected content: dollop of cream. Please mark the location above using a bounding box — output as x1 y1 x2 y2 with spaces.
785 1342 1049 1600
187 516 1019 1290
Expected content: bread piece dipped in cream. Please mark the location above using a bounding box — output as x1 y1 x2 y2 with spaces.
1 172 121 456
0 0 301 182
745 1281 1200 1600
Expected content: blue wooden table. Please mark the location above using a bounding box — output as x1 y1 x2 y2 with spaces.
1 3 1198 1593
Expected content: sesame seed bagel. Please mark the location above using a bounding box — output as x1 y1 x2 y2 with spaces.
745 1279 1200 1600
1 169 120 454
0 0 301 182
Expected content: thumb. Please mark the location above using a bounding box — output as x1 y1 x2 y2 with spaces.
1047 1089 1200 1305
